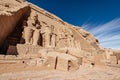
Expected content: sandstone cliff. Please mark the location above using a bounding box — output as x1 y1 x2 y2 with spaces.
0 0 120 72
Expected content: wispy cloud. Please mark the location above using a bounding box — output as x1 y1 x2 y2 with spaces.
82 18 120 50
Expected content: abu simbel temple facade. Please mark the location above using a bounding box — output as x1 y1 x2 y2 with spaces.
0 0 120 71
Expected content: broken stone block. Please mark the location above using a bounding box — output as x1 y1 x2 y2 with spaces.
110 55 117 64
68 60 79 71
56 57 68 71
94 54 106 66
45 56 57 69
17 44 40 56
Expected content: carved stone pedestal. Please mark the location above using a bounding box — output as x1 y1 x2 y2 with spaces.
16 44 41 58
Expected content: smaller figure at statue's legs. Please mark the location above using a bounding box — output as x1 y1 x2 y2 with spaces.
32 29 40 46
24 27 33 44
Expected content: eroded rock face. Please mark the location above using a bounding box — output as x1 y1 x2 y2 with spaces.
0 0 30 54
0 0 119 71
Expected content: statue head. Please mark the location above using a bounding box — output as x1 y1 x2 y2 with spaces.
33 12 38 20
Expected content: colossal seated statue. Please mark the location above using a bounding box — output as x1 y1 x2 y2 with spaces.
32 25 41 46
41 26 51 48
23 12 41 46
24 26 34 44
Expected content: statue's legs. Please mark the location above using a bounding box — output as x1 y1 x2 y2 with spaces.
33 29 40 46
44 33 50 48
24 27 33 44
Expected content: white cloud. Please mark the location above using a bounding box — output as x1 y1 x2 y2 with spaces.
82 18 120 50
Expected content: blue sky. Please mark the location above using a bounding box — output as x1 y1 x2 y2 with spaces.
27 0 120 50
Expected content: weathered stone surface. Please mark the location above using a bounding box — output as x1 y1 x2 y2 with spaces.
0 0 119 72
56 57 68 71
105 48 113 60
77 57 83 65
118 60 120 64
0 55 5 59
67 48 82 58
26 59 37 66
94 54 106 66
110 55 117 64
17 44 41 56
5 55 17 59
45 56 56 69
25 58 47 66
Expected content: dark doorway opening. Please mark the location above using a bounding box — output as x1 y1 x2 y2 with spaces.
0 7 31 55
0 19 24 55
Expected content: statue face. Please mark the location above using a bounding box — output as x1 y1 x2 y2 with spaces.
33 16 37 21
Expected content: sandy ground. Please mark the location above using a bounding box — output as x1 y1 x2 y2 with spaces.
0 63 120 80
